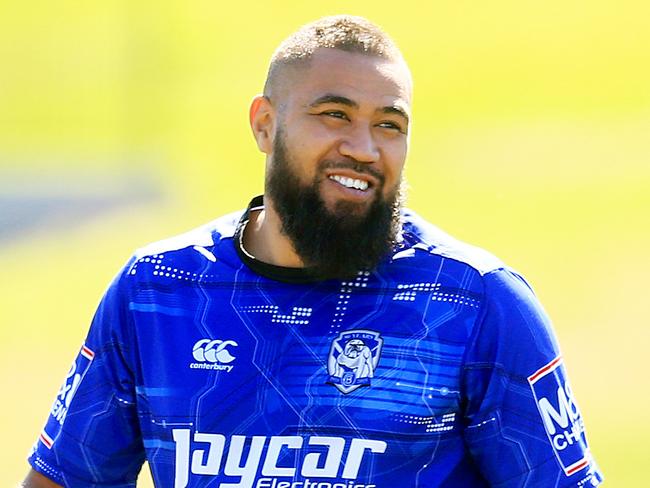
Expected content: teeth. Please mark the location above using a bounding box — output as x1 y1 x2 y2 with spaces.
329 175 369 191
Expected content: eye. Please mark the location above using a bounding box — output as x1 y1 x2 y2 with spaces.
377 121 406 133
321 110 349 121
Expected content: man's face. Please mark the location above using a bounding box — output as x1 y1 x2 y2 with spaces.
268 48 411 218
260 48 412 279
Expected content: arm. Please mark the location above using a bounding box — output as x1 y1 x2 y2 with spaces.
22 469 63 488
462 268 603 486
27 259 145 485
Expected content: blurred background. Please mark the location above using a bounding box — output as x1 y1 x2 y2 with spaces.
1 0 648 485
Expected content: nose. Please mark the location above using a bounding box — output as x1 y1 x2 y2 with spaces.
338 124 380 163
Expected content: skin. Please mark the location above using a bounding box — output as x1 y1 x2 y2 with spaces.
247 48 413 268
22 47 413 488
22 470 61 488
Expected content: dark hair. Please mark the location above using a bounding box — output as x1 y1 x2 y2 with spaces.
263 15 404 97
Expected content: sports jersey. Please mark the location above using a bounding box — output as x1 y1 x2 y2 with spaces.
29 196 603 487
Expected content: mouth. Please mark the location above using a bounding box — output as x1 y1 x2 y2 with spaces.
328 174 370 191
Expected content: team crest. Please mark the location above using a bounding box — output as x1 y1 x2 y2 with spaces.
327 329 383 394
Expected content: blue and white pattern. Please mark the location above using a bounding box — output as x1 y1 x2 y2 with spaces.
28 199 603 487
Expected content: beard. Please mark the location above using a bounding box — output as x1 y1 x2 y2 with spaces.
266 128 403 280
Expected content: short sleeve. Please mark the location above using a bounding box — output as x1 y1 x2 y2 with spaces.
28 258 145 487
462 269 603 487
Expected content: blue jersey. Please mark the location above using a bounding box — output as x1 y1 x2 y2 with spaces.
29 196 603 487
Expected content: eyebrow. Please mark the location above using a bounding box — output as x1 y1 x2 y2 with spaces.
309 94 358 109
382 105 410 124
309 93 410 124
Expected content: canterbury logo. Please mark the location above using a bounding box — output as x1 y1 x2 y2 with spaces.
192 339 238 363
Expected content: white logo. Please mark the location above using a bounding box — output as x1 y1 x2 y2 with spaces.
41 344 95 449
50 344 94 426
327 330 383 394
538 383 582 442
172 430 386 488
528 356 591 476
190 339 238 372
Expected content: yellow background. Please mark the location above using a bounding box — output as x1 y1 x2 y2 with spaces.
1 1 648 485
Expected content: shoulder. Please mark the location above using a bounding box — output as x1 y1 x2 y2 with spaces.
134 209 241 261
398 208 507 277
397 209 543 312
117 209 244 285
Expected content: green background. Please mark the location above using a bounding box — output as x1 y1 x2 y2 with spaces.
1 1 648 485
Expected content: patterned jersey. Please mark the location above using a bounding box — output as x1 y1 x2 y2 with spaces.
29 196 603 487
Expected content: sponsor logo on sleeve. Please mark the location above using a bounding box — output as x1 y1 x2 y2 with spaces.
528 356 592 476
190 339 238 372
327 330 383 394
41 343 95 448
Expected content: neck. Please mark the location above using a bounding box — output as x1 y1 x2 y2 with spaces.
242 197 305 268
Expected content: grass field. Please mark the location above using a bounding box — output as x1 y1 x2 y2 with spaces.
1 1 649 485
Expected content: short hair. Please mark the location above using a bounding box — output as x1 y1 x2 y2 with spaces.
263 15 405 98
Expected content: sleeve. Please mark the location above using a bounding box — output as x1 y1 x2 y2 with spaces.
28 258 146 487
461 268 603 487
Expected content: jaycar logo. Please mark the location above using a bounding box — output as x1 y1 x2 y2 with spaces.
172 430 386 488
528 356 592 477
190 339 238 372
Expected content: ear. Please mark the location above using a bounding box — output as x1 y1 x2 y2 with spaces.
249 95 275 154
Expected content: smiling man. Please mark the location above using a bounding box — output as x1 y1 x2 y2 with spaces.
247 43 410 280
24 15 602 488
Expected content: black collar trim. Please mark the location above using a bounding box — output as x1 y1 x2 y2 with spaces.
233 196 324 284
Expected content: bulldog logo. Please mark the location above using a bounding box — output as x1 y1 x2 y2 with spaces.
327 329 383 394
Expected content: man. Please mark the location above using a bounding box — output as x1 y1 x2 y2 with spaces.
24 15 603 487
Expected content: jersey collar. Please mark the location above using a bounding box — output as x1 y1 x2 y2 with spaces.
233 195 324 284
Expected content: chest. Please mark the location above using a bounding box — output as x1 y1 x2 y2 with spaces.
133 278 480 435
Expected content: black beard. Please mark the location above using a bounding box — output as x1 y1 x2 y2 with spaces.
266 129 402 280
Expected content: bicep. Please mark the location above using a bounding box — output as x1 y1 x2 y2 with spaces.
23 469 64 488
462 269 601 486
27 263 145 485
